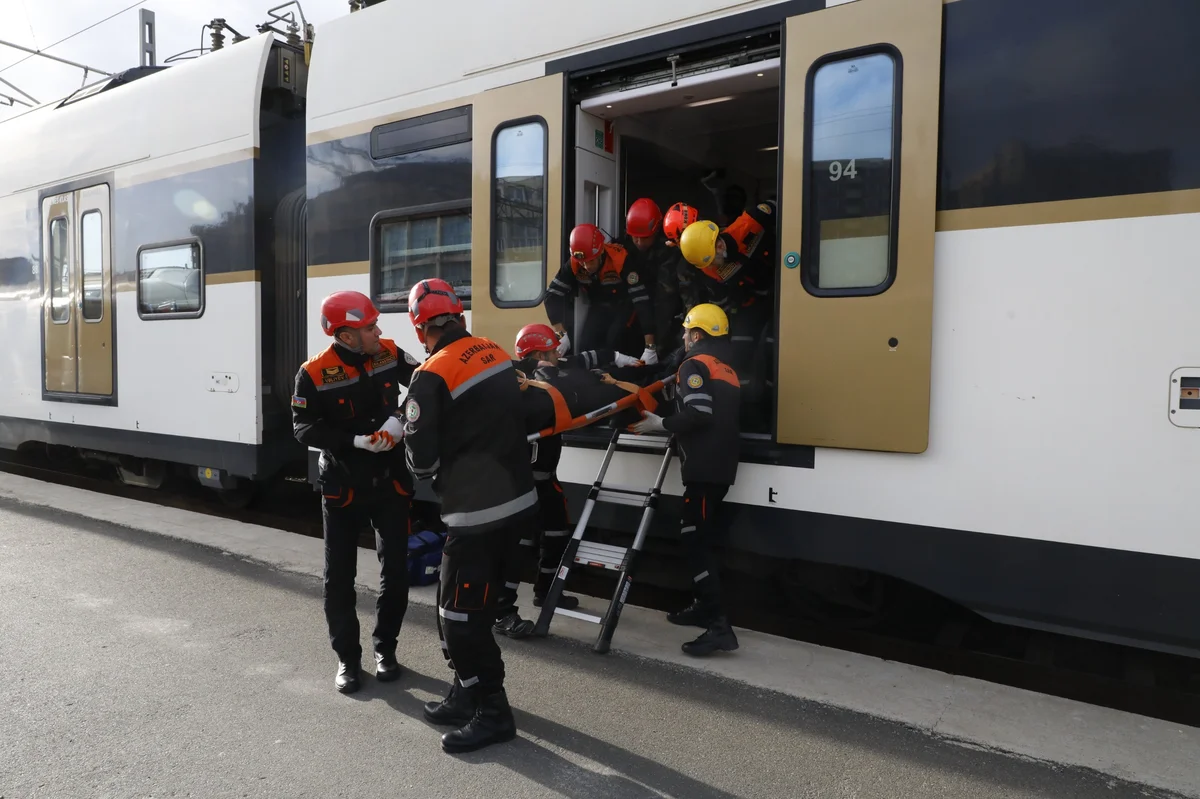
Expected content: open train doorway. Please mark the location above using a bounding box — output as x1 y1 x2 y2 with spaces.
568 39 781 437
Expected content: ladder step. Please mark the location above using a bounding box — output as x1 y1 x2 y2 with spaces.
614 433 671 452
575 540 628 571
596 489 651 507
554 607 602 624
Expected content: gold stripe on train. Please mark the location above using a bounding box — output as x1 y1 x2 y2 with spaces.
935 188 1200 232
307 261 369 279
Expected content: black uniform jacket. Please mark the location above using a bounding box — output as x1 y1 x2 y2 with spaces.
544 243 652 335
662 339 741 487
402 326 537 535
292 340 418 494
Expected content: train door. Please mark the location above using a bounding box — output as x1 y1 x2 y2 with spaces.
572 107 618 346
42 183 115 400
469 73 565 350
775 0 942 453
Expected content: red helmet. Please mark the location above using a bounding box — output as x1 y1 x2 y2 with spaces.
407 278 464 343
569 223 605 265
514 323 560 359
626 198 662 238
320 290 379 336
663 202 700 245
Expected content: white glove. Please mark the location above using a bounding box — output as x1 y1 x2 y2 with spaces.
613 352 643 368
640 347 659 366
556 331 571 357
630 411 666 435
354 434 393 453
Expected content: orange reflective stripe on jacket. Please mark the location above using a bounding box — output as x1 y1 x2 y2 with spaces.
303 340 401 389
724 210 767 259
414 335 509 398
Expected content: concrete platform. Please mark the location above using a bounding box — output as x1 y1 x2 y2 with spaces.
1 472 1197 798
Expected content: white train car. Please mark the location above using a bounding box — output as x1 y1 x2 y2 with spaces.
304 0 1200 656
0 33 309 498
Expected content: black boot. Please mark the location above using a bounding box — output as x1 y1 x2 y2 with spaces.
667 599 718 629
374 650 402 683
335 660 361 694
441 689 517 753
533 593 579 611
681 617 739 657
493 610 535 639
424 680 478 727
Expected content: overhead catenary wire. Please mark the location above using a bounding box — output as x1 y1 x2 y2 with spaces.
0 0 147 77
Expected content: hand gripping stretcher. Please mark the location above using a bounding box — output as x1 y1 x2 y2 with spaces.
525 375 676 654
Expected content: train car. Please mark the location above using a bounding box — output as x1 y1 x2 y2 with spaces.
304 0 1200 657
0 32 309 502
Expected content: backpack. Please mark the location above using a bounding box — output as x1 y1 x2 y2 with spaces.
407 530 446 586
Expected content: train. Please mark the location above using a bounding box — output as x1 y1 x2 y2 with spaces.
2 0 1198 658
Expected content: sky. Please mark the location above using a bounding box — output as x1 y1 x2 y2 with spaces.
0 0 350 122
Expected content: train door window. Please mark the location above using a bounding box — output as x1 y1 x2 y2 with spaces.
80 211 103 321
491 119 547 306
137 241 203 319
373 203 472 308
804 51 898 294
49 217 70 323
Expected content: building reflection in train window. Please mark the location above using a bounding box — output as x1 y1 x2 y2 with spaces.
49 217 69 323
492 120 547 306
81 211 103 322
376 206 471 308
805 51 897 294
137 241 203 319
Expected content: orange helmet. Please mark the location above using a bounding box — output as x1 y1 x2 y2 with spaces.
320 291 379 336
663 202 700 246
514 323 559 359
625 198 662 238
407 278 464 344
569 223 605 265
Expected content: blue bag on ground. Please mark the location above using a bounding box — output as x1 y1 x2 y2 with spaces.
407 530 445 586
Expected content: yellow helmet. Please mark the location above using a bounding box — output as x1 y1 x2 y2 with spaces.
679 220 720 268
681 303 729 337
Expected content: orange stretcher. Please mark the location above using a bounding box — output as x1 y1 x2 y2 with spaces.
525 375 675 443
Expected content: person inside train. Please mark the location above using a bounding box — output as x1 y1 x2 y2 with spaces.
629 303 741 657
291 290 418 695
544 223 658 364
662 202 702 318
620 198 684 352
701 168 748 228
492 324 647 640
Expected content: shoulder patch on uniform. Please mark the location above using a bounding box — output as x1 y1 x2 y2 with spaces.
404 351 419 365
291 395 307 408
757 203 772 214
687 374 704 389
405 398 421 422
626 271 639 285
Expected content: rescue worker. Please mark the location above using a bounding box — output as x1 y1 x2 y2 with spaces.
678 204 776 400
662 202 703 315
544 222 657 363
629 303 741 657
621 198 682 350
493 323 644 639
399 278 537 753
291 290 417 694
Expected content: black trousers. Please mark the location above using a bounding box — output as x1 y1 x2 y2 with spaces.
437 523 526 694
321 482 411 663
681 483 730 613
526 478 572 598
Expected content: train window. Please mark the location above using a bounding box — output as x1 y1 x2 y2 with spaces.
371 106 472 160
81 211 103 322
491 119 548 307
49 217 69 323
371 201 472 312
803 50 899 296
137 240 203 319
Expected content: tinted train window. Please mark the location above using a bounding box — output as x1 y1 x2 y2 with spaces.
81 211 103 322
371 107 471 160
939 0 1200 210
49 217 69 323
137 241 203 319
491 119 548 307
373 203 471 311
804 51 898 294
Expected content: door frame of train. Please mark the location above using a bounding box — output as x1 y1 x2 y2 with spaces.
39 173 118 406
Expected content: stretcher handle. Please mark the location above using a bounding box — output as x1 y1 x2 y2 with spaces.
526 375 675 443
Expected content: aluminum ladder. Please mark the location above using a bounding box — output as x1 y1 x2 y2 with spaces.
532 428 674 653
